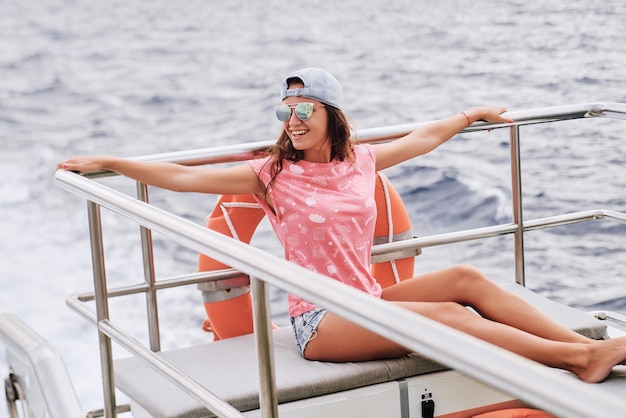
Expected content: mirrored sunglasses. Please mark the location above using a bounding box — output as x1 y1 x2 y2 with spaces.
275 102 317 122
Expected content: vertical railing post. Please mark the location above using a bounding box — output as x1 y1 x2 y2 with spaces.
509 125 526 286
87 201 117 418
136 182 161 352
251 276 278 417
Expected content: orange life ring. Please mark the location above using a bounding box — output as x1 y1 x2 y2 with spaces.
371 172 416 288
198 172 415 340
198 193 265 340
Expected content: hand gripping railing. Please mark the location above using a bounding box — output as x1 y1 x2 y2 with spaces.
55 102 626 418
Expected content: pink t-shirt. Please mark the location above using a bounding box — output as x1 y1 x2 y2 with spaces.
247 144 382 317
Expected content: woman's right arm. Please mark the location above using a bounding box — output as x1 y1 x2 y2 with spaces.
57 155 262 195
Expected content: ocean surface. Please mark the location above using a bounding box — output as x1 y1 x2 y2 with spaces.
1 0 625 414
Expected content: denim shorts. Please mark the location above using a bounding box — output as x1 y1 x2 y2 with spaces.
290 308 328 356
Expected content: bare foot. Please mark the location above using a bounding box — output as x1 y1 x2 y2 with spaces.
574 337 626 383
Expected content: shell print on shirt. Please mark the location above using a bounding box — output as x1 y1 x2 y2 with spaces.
248 144 382 317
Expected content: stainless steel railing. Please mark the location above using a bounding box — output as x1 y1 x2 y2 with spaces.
54 102 626 418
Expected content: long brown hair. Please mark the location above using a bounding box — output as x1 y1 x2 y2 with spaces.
260 105 353 195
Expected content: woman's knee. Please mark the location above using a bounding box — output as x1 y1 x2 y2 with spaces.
451 264 488 286
451 263 481 277
446 264 494 302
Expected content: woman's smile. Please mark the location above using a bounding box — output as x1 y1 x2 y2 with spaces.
290 128 309 138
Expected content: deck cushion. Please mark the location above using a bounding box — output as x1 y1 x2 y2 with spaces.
115 326 445 418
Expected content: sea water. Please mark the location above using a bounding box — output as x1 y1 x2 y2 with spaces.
1 0 625 413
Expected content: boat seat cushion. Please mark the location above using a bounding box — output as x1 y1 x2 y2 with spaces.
115 326 446 418
114 283 606 418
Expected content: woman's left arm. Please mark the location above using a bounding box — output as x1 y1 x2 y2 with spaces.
373 106 513 171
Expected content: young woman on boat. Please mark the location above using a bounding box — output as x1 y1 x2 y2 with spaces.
59 67 626 383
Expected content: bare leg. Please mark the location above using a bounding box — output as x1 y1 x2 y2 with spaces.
304 300 626 383
303 265 626 382
382 264 591 344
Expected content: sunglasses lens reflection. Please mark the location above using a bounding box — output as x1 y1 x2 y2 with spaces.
295 103 313 120
275 103 314 122
275 104 292 122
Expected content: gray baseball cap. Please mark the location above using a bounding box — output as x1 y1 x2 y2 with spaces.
281 67 343 109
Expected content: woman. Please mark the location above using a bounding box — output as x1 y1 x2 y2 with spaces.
59 67 626 383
